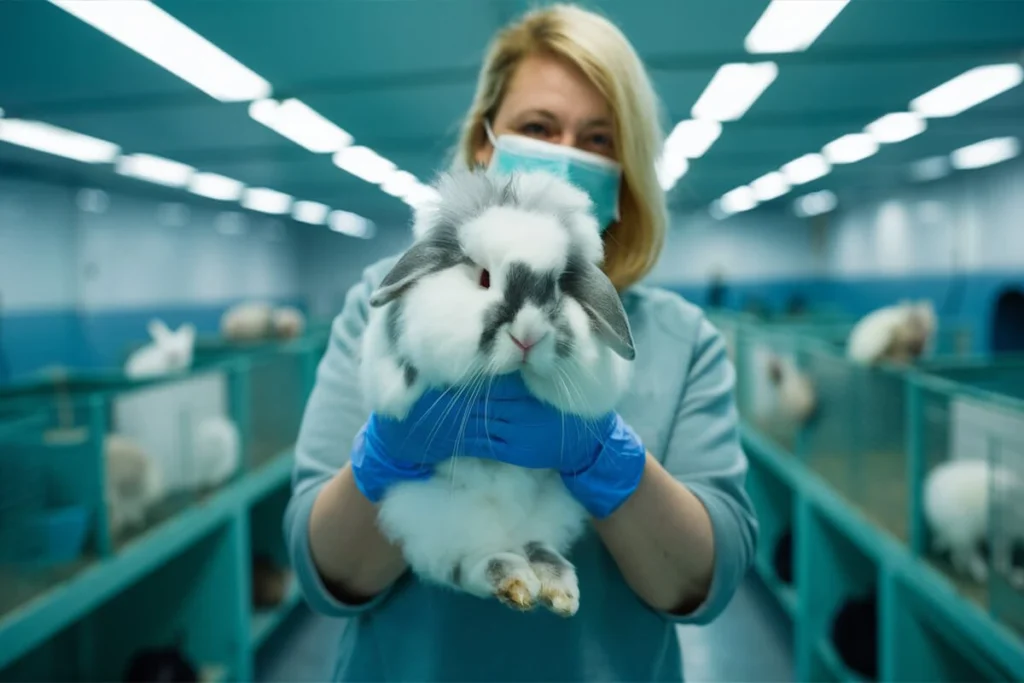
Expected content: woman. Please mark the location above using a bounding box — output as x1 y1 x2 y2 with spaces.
284 4 757 681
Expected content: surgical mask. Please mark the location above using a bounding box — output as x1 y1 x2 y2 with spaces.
484 120 622 232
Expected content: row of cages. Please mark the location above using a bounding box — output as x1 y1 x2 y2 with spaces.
0 332 330 624
716 311 1024 643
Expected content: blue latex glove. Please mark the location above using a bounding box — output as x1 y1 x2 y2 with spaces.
351 373 646 518
469 373 647 518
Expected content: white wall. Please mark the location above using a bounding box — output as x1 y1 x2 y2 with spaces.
826 158 1024 278
0 177 303 313
647 207 822 286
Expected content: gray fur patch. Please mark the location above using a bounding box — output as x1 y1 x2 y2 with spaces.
525 542 570 577
370 223 468 306
560 252 635 360
402 361 418 387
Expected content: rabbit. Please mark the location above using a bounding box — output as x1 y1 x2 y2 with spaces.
830 592 878 680
105 434 165 540
191 415 240 491
272 306 306 339
923 458 1021 583
220 301 273 341
766 354 817 425
363 169 634 617
847 300 936 366
124 319 196 379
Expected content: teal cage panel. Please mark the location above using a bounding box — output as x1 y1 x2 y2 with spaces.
745 456 798 620
244 350 307 470
802 344 910 543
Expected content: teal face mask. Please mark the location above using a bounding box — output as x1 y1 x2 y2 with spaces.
484 121 622 233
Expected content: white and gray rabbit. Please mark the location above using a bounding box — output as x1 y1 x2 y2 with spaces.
362 169 635 616
847 300 937 366
272 306 306 339
124 319 196 379
104 433 165 539
924 458 1023 585
221 301 274 341
766 354 817 425
190 415 241 491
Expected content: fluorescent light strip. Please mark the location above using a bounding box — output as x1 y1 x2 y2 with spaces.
780 153 831 185
242 187 292 215
750 171 790 201
823 133 879 164
719 186 758 215
793 190 837 218
49 0 270 102
402 184 442 207
381 170 421 198
333 146 397 184
745 0 851 54
292 200 330 225
0 119 120 162
950 136 1020 170
116 153 194 187
249 98 353 153
189 172 244 201
329 210 375 238
664 119 722 159
865 112 926 143
910 63 1023 118
691 62 778 122
657 154 689 191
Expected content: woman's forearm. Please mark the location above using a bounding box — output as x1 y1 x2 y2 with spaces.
308 464 408 603
593 453 715 614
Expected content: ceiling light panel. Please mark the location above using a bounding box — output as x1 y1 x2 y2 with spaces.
691 62 779 121
0 119 120 162
249 98 353 153
780 153 831 185
909 156 952 182
865 112 927 143
664 119 722 159
49 0 271 102
823 133 879 164
719 186 758 215
292 200 330 225
333 146 397 184
750 171 790 201
793 189 838 217
329 210 375 238
745 0 851 54
116 153 194 187
242 187 292 215
189 172 244 201
380 170 421 198
950 136 1020 170
910 63 1024 118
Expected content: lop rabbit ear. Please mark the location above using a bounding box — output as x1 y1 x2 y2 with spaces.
565 258 635 360
148 319 171 341
369 227 465 307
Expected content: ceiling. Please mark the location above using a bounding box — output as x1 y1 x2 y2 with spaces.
1 0 1023 228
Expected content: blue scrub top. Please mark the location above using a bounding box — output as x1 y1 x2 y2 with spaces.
284 257 758 682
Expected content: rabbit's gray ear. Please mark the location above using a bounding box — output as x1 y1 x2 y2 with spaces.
564 257 635 360
369 226 465 307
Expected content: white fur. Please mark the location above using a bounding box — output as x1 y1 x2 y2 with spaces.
105 433 165 539
221 301 274 341
767 355 817 424
124 319 196 379
365 171 631 616
272 306 306 339
847 300 937 365
191 416 241 490
924 458 1021 583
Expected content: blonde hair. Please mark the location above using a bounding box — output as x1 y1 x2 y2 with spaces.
455 3 666 291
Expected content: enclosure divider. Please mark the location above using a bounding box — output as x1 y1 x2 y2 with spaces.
87 394 113 558
228 510 254 683
904 379 926 556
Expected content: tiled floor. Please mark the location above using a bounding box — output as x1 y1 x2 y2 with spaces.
256 576 793 682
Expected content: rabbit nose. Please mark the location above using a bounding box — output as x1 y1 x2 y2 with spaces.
509 333 542 354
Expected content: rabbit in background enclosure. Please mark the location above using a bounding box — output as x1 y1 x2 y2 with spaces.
766 354 817 425
220 301 274 341
124 319 196 379
364 169 635 616
924 458 1024 586
847 300 937 366
191 415 241 491
105 434 165 539
271 306 306 339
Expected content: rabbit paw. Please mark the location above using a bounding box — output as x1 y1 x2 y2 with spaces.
463 553 541 611
526 542 580 617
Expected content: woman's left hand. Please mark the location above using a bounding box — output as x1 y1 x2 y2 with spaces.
469 373 648 518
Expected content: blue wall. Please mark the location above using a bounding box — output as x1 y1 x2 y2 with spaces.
653 159 1024 352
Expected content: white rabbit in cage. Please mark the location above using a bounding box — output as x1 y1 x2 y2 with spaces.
124 319 196 379
105 434 165 539
272 306 306 339
766 354 817 425
923 458 1023 584
190 415 241 491
847 300 936 366
221 301 274 341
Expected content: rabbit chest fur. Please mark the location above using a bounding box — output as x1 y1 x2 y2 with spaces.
360 170 635 616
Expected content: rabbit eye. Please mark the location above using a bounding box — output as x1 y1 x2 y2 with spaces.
479 269 490 289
